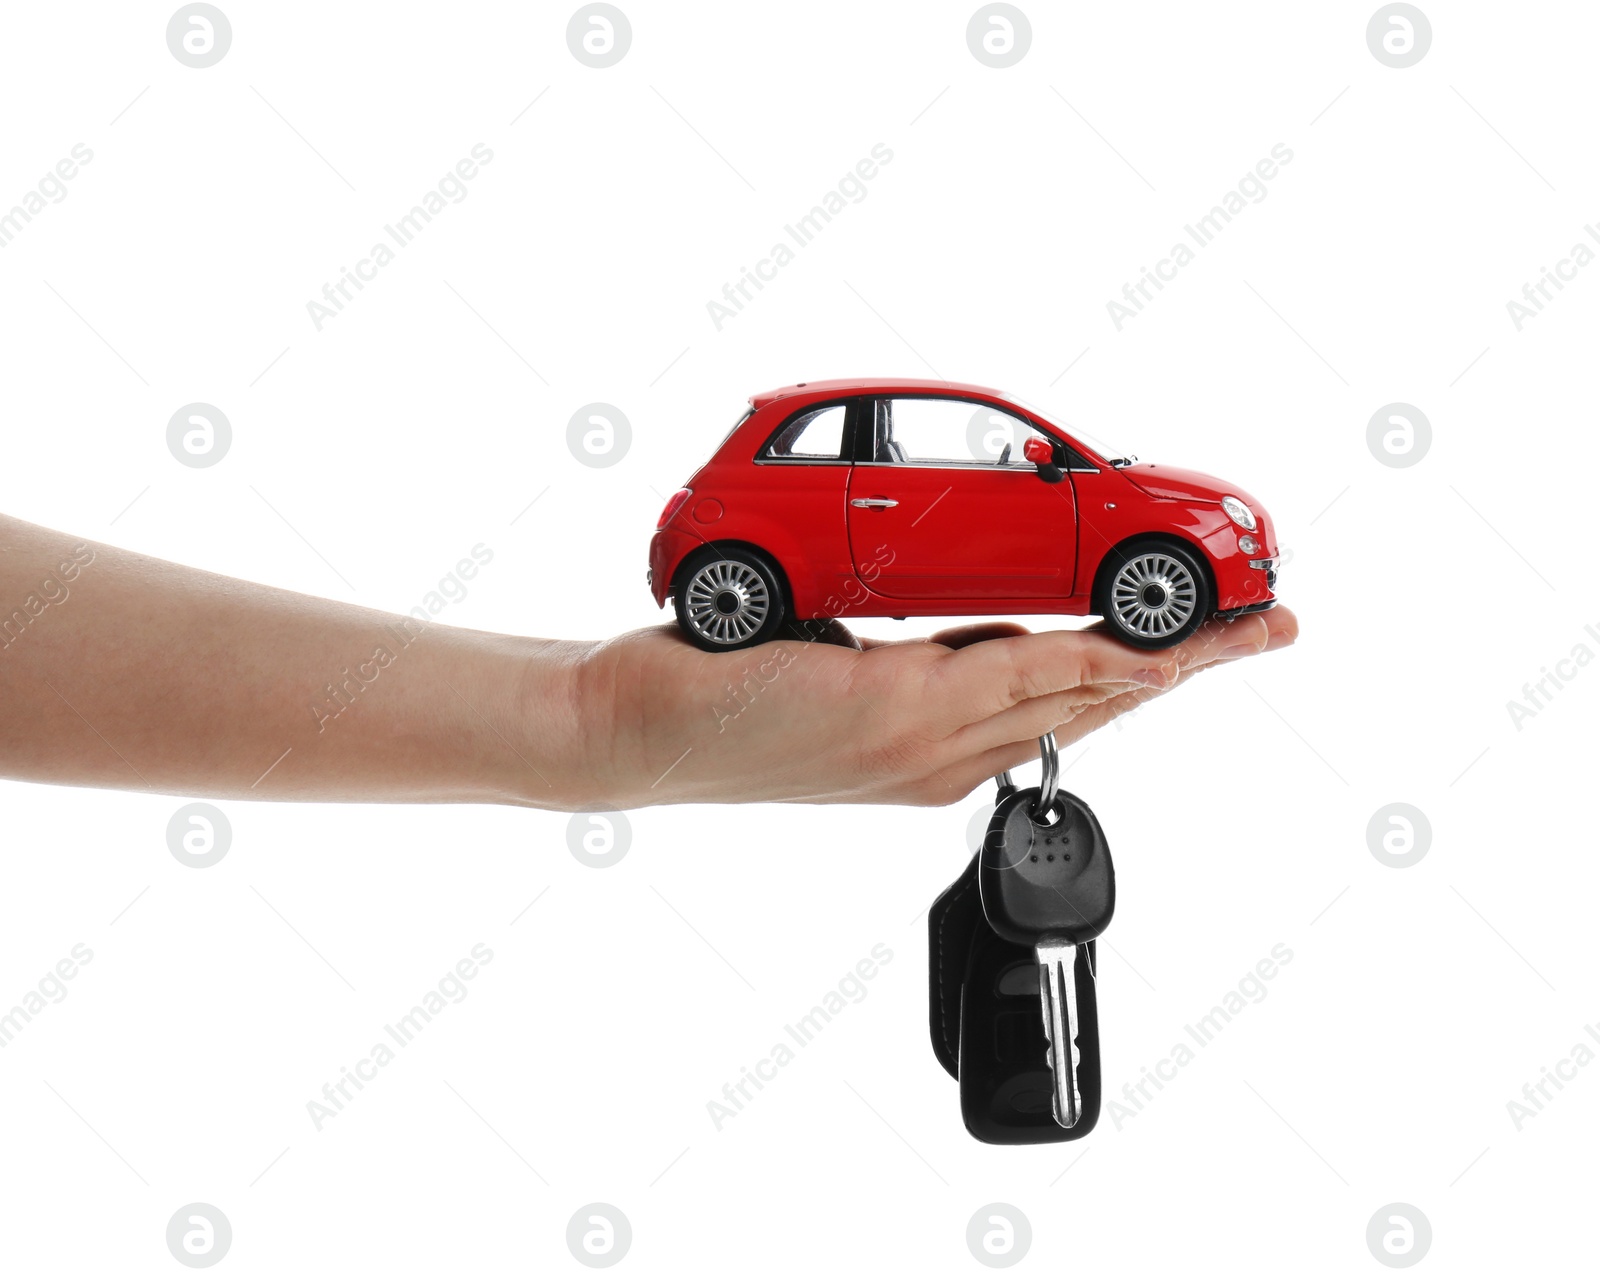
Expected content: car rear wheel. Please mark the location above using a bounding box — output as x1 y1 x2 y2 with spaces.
1096 540 1211 649
672 545 788 652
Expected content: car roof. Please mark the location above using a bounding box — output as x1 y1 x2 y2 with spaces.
749 378 1006 408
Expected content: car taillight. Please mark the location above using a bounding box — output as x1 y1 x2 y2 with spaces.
656 487 692 529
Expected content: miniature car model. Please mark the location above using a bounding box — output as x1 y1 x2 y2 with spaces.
649 379 1279 652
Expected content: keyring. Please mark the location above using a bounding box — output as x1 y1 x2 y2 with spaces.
995 732 1060 817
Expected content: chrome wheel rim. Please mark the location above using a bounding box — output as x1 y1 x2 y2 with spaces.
1110 551 1198 640
684 559 771 645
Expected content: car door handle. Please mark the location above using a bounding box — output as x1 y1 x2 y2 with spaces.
850 498 899 509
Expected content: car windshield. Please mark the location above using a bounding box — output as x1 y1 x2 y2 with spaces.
1001 393 1134 466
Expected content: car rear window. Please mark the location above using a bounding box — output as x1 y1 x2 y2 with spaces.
762 403 847 460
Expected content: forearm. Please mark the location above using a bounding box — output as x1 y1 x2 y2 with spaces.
0 515 587 806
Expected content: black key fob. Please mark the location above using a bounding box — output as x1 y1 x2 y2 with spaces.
980 787 1115 947
928 787 1107 1145
957 925 1101 1144
928 851 981 1081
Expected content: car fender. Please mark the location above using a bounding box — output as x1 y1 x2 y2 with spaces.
700 512 849 619
1075 492 1233 600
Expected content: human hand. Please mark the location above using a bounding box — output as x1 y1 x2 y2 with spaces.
555 606 1298 809
0 514 1294 811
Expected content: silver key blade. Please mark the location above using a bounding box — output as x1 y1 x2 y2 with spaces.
1036 939 1081 1129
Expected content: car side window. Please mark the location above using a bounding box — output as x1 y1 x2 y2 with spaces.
878 397 1047 467
763 403 847 460
967 404 1057 468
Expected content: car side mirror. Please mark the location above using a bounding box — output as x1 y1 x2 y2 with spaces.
1022 436 1065 484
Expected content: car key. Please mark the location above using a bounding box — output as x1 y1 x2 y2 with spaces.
979 783 1115 1129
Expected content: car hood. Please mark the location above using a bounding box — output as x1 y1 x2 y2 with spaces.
1117 462 1243 504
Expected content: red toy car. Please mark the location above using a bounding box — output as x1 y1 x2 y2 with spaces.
649 379 1279 651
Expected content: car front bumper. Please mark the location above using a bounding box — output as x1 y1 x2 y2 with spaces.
1211 548 1279 613
1214 598 1278 621
1248 555 1279 592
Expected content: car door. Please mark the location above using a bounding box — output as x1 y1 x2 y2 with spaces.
844 396 1078 600
745 398 857 596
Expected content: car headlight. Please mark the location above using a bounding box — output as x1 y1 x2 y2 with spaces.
1221 495 1256 531
1238 534 1258 555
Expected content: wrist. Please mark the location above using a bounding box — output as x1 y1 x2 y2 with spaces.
497 634 603 810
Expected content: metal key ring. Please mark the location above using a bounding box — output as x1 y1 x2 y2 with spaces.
995 732 1060 818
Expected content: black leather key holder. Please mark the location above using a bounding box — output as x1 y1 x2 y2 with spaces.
927 739 1106 1145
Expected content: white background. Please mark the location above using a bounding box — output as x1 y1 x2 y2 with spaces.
2 1 1596 1268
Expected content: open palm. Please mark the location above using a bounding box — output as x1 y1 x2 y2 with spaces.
565 607 1297 808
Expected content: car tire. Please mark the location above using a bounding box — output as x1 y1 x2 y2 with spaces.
672 545 788 652
1095 539 1212 650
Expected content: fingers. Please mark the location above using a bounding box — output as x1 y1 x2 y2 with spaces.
945 737 1054 798
946 605 1299 759
777 617 863 650
1158 610 1281 673
1078 605 1298 665
944 677 1187 800
1166 605 1299 670
925 628 1173 733
1263 605 1298 650
864 606 1301 806
951 681 1145 756
1169 611 1270 668
1040 673 1205 746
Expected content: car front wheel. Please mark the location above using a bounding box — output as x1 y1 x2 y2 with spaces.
672 545 788 652
1096 540 1211 649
